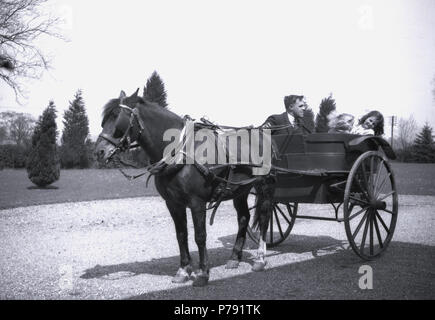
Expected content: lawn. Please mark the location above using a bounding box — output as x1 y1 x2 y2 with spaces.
0 168 158 210
0 163 434 209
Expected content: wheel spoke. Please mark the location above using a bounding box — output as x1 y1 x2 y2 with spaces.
286 203 296 218
373 159 384 195
360 160 372 198
373 214 384 248
348 195 371 207
369 156 375 195
269 208 274 243
375 210 390 234
380 208 395 215
274 207 284 238
369 213 374 255
348 202 355 214
375 172 391 198
276 204 291 225
352 210 369 239
348 206 369 221
360 213 370 253
377 190 396 202
354 174 371 201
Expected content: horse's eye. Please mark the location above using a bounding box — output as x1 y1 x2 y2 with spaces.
113 128 124 139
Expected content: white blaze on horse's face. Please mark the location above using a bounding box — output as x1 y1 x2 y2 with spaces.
95 123 118 163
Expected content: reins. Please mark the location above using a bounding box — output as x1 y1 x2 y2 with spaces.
101 106 310 187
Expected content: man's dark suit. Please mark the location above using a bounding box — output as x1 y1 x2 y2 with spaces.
262 112 309 135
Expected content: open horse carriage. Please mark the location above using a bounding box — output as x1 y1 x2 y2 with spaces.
95 90 398 286
246 133 398 260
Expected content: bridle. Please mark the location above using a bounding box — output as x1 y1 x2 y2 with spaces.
98 104 146 161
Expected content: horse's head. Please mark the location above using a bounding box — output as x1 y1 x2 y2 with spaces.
94 88 145 164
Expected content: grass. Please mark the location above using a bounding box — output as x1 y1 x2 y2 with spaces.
0 168 158 210
0 162 434 209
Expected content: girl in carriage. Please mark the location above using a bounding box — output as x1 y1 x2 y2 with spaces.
328 110 384 136
352 110 384 136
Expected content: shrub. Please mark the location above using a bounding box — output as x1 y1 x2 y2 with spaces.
26 101 60 187
315 95 336 133
0 144 28 168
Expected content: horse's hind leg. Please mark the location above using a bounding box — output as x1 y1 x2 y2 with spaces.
189 198 209 287
226 193 250 269
166 201 192 283
252 182 274 272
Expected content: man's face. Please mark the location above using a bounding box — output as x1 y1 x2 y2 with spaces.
288 97 307 118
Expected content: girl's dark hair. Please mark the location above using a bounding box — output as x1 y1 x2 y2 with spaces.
358 110 384 136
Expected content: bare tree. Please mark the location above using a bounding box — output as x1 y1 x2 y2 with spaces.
0 0 64 100
397 115 418 151
10 113 35 145
0 111 35 146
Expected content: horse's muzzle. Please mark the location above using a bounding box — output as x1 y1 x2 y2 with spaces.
94 141 117 164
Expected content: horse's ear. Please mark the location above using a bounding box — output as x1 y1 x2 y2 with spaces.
132 88 139 98
119 90 127 99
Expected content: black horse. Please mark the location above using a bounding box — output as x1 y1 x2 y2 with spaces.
94 89 275 287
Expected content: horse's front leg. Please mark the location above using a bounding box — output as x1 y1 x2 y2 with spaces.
189 198 209 287
166 200 192 283
226 192 250 269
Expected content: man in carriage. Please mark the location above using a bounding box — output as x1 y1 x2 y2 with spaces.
261 94 312 135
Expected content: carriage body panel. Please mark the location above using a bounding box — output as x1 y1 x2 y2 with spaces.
271 133 392 203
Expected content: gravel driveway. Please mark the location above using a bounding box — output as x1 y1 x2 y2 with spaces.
0 195 434 299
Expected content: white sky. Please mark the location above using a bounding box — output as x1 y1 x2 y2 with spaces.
1 0 435 140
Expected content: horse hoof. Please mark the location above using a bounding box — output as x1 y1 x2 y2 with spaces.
225 260 240 269
172 274 189 283
192 275 209 287
252 261 267 272
191 270 209 287
172 267 191 284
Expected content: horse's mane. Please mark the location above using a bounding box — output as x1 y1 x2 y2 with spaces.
138 98 183 123
101 96 182 126
101 98 121 126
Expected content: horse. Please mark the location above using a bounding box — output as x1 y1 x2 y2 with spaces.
94 89 275 287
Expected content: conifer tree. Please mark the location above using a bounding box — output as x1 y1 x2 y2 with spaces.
301 108 315 133
412 123 435 163
26 101 60 187
315 95 337 133
61 90 90 168
143 71 168 107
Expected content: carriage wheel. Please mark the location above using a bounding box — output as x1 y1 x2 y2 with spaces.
246 187 298 248
343 151 398 260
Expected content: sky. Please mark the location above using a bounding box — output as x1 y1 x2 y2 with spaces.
1 0 435 140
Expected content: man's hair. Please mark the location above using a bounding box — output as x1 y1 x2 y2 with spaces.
284 95 304 111
358 110 384 136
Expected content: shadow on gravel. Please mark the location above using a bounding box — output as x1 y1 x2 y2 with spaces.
125 240 435 300
80 246 235 280
81 234 345 280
